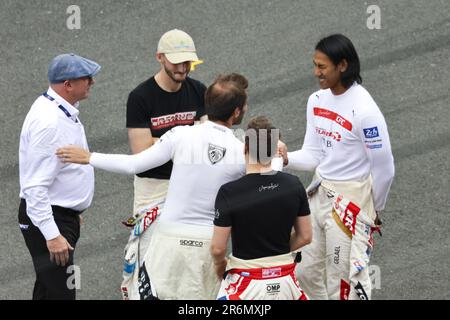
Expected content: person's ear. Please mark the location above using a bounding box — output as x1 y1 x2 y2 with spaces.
233 107 241 119
156 53 164 63
339 59 348 73
63 80 73 91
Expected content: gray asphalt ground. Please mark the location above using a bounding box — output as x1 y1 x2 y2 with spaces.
0 0 449 300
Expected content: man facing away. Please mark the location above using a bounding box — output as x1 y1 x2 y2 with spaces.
211 116 312 300
56 74 250 299
19 53 100 299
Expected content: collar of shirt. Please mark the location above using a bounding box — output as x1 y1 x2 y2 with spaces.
206 120 233 134
47 87 80 121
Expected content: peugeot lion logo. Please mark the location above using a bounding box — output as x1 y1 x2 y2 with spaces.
208 143 226 164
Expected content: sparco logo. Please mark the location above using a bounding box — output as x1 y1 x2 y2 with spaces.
179 240 203 247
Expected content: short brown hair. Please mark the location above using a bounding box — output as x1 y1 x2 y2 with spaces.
215 73 248 90
205 74 247 122
245 116 279 164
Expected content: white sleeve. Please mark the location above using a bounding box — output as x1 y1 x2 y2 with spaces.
21 126 61 240
287 95 322 171
89 129 176 175
359 114 395 211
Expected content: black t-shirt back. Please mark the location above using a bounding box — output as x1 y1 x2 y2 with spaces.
126 76 206 179
214 171 310 260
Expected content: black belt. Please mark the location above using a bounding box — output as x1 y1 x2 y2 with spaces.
20 198 83 215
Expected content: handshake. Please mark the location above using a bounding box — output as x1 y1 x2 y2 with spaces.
276 140 289 167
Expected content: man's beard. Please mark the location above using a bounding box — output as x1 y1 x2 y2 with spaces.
164 65 188 84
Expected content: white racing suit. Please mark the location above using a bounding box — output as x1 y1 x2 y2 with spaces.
296 175 380 300
217 253 308 300
120 177 168 300
140 220 221 300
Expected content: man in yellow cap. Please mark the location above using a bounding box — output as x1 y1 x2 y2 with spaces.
122 29 207 299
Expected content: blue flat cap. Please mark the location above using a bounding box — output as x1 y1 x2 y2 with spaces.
48 53 101 83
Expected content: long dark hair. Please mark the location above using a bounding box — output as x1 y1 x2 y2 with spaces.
316 34 362 88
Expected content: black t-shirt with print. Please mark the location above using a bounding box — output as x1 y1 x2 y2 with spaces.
126 76 206 179
214 171 310 260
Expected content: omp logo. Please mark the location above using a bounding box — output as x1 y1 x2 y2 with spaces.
179 239 204 247
266 283 280 293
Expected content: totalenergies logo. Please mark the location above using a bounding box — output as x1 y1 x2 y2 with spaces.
315 127 342 142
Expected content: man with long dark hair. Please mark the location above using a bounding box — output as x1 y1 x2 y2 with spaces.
283 34 395 300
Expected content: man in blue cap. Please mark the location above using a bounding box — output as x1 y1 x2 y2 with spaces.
18 53 100 299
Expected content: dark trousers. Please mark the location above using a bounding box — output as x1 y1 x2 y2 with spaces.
18 199 81 300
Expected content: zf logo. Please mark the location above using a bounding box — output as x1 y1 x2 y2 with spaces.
266 283 280 293
179 240 203 247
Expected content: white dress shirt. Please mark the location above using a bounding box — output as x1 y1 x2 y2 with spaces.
19 87 94 240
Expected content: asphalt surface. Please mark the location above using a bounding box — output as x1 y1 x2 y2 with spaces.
1 0 449 300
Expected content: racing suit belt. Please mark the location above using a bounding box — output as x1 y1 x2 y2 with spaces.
227 252 295 270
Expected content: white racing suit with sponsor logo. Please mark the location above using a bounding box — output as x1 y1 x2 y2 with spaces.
120 177 168 300
217 253 308 300
138 221 221 300
295 175 380 300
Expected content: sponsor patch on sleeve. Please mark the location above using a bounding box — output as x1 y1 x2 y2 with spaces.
363 127 379 139
366 144 383 149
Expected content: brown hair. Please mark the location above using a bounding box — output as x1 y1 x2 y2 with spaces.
245 116 279 164
205 73 247 122
215 73 248 90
